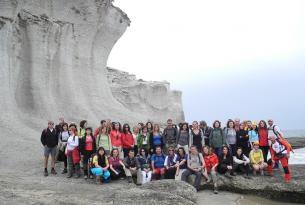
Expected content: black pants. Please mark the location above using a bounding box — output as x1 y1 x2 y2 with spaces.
83 150 94 176
218 164 232 174
181 169 202 190
260 146 269 162
234 164 249 175
110 165 125 180
165 167 176 179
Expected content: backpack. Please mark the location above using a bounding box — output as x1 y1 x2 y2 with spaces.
272 125 293 153
189 153 203 166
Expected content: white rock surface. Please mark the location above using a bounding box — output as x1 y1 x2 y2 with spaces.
0 0 184 131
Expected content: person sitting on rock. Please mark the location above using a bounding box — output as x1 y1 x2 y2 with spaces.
66 127 81 178
123 149 139 183
91 147 111 184
249 142 267 176
41 121 59 176
181 145 206 192
151 146 166 180
79 127 96 179
218 146 236 177
108 148 125 180
233 147 250 178
268 135 292 182
175 147 188 181
203 146 219 194
164 146 178 179
136 148 152 185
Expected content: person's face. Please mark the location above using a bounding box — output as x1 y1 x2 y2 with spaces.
178 149 184 155
63 125 68 131
215 122 220 128
113 150 118 157
99 149 105 156
237 149 242 156
247 121 252 127
133 127 139 134
254 145 259 150
102 121 107 127
182 124 187 131
147 123 152 129
156 148 161 154
84 122 88 128
101 127 107 134
69 129 74 135
128 151 135 158
167 121 173 127
168 148 174 155
192 122 198 129
235 120 240 126
115 124 119 130
153 126 158 132
229 122 234 128
143 128 148 133
191 147 197 154
86 129 91 135
203 147 209 155
268 120 273 126
240 124 244 130
270 136 276 143
59 118 64 123
259 121 264 128
124 126 129 131
223 147 228 155
140 149 146 156
48 122 54 129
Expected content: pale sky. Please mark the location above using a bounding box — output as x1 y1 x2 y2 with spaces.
108 0 305 129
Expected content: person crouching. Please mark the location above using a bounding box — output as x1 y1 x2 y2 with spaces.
90 147 111 184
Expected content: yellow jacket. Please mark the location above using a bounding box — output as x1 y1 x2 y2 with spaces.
249 149 264 164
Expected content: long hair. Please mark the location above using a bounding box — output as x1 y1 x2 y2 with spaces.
177 147 186 157
259 120 268 130
153 124 160 133
97 147 106 166
202 145 212 156
226 119 235 128
112 122 122 132
213 120 221 128
79 120 87 129
85 127 94 138
122 123 131 134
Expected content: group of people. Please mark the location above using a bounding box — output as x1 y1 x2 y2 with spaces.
41 117 292 193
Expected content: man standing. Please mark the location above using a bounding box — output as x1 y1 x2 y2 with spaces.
267 119 284 169
200 121 212 146
41 121 59 176
162 119 178 152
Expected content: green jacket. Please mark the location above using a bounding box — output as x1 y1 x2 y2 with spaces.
209 128 225 148
137 133 150 150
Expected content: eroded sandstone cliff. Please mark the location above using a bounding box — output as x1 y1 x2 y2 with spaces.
0 0 184 129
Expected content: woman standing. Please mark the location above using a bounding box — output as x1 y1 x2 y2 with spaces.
136 148 152 184
132 126 140 155
138 126 150 152
146 122 153 134
189 121 204 153
177 123 190 153
66 127 81 178
258 120 269 163
236 124 251 157
108 148 125 180
149 124 164 154
78 120 87 139
96 126 112 156
58 123 69 174
91 147 111 184
121 124 135 157
203 146 219 194
223 120 237 156
209 121 225 156
79 127 96 179
110 122 123 159
248 122 259 148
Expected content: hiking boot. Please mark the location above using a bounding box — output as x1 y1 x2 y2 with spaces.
44 169 48 177
224 172 233 178
214 187 218 194
61 168 68 174
51 168 57 175
127 176 133 183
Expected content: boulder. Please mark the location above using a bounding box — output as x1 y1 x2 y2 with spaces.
187 165 305 203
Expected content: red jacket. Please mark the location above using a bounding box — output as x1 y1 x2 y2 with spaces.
121 132 135 149
258 128 268 146
270 138 291 161
204 153 219 172
110 130 122 147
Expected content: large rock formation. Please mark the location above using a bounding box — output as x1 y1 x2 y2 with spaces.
0 0 184 131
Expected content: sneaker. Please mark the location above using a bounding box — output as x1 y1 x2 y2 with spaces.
44 169 48 177
89 175 94 179
84 175 88 180
61 168 68 174
51 168 57 175
67 173 72 178
214 188 218 194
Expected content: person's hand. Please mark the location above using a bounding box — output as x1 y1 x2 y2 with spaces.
193 168 199 172
244 162 247 166
115 171 119 175
286 153 290 158
227 166 232 170
166 166 169 170
272 160 275 164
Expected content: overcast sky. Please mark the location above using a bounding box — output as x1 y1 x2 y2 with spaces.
108 0 305 129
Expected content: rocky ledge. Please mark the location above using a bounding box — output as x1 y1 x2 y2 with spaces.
189 165 305 203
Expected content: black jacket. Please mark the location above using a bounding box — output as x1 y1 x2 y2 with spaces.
79 135 96 154
41 128 58 148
